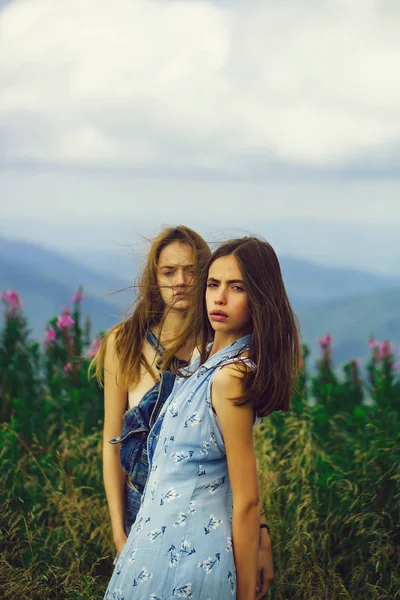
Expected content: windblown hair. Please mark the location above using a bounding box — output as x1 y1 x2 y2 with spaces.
163 236 302 417
90 226 211 389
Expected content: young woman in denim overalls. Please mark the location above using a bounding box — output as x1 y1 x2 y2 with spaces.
92 226 211 550
103 237 300 600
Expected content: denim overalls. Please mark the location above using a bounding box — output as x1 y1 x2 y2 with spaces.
109 330 188 534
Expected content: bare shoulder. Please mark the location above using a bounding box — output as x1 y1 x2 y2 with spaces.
106 323 125 350
211 362 254 431
104 325 123 370
213 359 253 385
211 362 251 408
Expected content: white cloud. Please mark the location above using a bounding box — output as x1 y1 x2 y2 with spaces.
1 0 400 173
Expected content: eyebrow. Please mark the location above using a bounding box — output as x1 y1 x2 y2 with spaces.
159 264 195 269
207 277 245 285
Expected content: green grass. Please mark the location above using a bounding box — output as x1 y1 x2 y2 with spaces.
0 301 399 599
1 399 399 599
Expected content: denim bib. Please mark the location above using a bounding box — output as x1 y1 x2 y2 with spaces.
109 330 188 493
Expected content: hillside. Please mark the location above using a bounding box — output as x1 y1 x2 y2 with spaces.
1 235 400 363
298 288 400 364
0 256 123 339
0 236 132 305
279 256 399 305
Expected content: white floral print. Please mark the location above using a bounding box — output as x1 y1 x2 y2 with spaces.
198 553 221 574
203 514 223 535
132 567 153 587
146 526 166 543
173 512 187 527
184 412 202 428
171 450 194 464
172 583 193 598
205 476 226 494
160 488 180 506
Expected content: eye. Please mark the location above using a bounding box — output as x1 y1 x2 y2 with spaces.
232 285 244 292
207 283 217 288
162 271 173 276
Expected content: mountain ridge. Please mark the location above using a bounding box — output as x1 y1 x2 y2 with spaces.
1 235 399 363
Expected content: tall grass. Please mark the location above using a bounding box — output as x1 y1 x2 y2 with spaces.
0 422 112 599
255 405 400 599
1 291 399 599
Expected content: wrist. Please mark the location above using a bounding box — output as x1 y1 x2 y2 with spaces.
260 523 270 534
113 528 127 544
259 524 271 549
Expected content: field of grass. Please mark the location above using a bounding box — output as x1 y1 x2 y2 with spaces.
1 291 399 599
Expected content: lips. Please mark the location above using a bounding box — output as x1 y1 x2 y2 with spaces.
209 309 228 323
210 310 228 317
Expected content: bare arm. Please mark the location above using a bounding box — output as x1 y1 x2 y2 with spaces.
212 366 260 600
103 331 128 554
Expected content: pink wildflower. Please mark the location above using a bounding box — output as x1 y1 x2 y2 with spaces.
64 362 72 373
71 290 84 303
1 289 22 311
380 341 392 357
318 334 332 349
44 327 56 344
63 447 70 456
57 314 75 329
369 340 379 349
87 337 101 359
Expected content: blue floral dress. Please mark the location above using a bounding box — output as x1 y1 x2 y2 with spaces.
104 334 253 600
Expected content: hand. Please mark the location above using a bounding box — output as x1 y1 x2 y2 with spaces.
114 533 128 557
255 533 274 599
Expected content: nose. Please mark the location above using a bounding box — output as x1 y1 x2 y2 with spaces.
214 286 227 305
172 269 186 288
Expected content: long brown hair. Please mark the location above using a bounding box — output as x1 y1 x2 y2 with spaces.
90 226 211 389
164 236 301 417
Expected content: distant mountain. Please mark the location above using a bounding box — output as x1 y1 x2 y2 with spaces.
0 236 132 306
254 219 400 278
298 288 400 365
279 256 399 305
72 248 400 309
0 236 133 339
1 236 400 364
4 216 400 277
0 257 125 340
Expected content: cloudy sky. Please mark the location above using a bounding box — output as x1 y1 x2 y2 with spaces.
1 0 400 271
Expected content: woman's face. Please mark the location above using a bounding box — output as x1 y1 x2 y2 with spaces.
157 241 195 312
206 254 252 337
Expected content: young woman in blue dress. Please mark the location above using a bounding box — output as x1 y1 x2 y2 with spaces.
103 236 300 600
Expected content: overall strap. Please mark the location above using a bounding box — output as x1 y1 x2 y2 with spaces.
145 328 167 357
145 329 189 372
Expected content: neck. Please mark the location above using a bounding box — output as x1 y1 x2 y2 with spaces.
208 329 250 358
154 308 187 344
